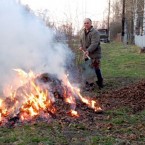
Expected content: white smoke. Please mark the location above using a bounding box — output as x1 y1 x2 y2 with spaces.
0 0 75 96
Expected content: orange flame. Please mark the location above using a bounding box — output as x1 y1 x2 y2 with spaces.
19 81 55 121
0 69 102 124
69 109 79 117
62 74 102 112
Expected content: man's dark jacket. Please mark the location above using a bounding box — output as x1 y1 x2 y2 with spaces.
80 27 101 59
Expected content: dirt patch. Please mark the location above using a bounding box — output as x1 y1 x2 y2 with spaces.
98 79 145 113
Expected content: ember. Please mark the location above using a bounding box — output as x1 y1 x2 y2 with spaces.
0 69 102 126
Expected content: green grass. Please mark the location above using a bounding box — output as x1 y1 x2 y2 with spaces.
1 42 145 145
102 42 145 78
0 122 67 145
1 109 144 144
91 136 116 145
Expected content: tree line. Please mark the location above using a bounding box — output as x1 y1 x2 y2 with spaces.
22 0 145 46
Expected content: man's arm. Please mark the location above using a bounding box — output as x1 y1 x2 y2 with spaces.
87 31 100 53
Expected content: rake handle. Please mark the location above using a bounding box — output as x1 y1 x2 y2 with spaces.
81 50 91 60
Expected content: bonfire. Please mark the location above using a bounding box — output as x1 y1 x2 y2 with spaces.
0 69 102 127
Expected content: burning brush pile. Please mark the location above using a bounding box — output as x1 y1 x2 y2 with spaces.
0 69 102 127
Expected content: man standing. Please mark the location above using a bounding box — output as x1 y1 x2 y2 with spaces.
79 18 103 90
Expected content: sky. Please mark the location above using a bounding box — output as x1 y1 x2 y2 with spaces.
20 0 109 30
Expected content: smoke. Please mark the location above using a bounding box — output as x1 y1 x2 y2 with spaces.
0 0 75 96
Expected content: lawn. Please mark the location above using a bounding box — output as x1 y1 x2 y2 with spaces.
0 42 145 145
101 42 145 90
102 42 145 78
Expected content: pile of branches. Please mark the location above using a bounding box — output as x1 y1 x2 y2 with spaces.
0 73 103 128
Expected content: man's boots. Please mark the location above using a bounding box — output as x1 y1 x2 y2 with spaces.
95 68 104 89
96 79 104 89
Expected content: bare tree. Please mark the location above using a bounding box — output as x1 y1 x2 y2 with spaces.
109 0 122 40
122 0 144 44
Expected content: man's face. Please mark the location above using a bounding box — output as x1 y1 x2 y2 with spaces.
84 19 92 30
